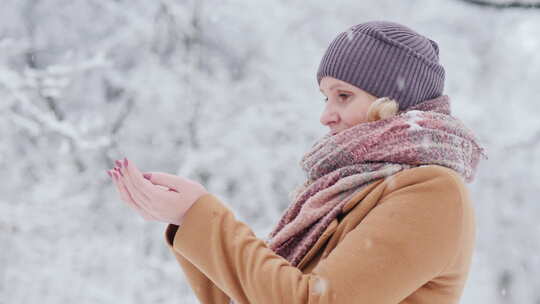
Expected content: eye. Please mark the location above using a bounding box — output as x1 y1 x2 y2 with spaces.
322 93 350 103
339 93 350 100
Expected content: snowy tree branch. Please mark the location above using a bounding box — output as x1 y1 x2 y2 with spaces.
458 0 540 9
504 129 540 151
0 60 111 151
110 97 135 136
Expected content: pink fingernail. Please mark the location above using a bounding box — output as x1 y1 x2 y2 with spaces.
123 157 128 167
114 167 123 177
115 160 122 168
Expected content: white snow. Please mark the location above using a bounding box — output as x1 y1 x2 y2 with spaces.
346 28 355 41
406 110 424 131
364 238 373 249
0 1 537 304
312 276 328 295
396 75 406 91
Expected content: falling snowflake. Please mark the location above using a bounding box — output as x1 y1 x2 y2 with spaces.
364 238 373 249
406 111 423 131
396 75 406 91
312 276 328 295
346 28 354 41
385 174 397 190
421 133 432 149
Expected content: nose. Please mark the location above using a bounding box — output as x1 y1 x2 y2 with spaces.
320 104 339 127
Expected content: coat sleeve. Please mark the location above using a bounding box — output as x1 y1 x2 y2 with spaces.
166 171 466 304
164 224 231 304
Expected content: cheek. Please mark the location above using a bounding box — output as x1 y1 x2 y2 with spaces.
343 103 369 125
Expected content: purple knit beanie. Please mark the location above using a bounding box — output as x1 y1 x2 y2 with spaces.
316 20 445 111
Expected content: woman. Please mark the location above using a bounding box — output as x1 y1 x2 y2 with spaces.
108 20 488 303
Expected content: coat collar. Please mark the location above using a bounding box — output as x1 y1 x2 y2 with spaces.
297 178 387 270
340 178 386 214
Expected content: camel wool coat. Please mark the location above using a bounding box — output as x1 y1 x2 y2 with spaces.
164 164 476 304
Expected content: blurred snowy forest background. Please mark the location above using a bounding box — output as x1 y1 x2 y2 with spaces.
1 0 539 303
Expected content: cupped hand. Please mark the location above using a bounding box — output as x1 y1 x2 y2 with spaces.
107 157 210 226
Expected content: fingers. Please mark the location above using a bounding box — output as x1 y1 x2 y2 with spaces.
114 169 156 221
116 161 157 219
141 171 181 192
144 172 179 193
123 161 181 223
109 169 157 221
122 159 159 196
118 160 157 217
110 169 134 207
120 158 153 201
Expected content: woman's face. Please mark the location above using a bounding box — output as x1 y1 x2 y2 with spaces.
319 76 379 135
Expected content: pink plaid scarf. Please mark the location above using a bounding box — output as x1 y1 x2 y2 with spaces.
264 94 488 267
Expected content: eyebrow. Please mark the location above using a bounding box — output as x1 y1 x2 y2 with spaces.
320 84 346 92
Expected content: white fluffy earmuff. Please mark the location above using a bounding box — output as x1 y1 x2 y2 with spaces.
366 97 399 122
